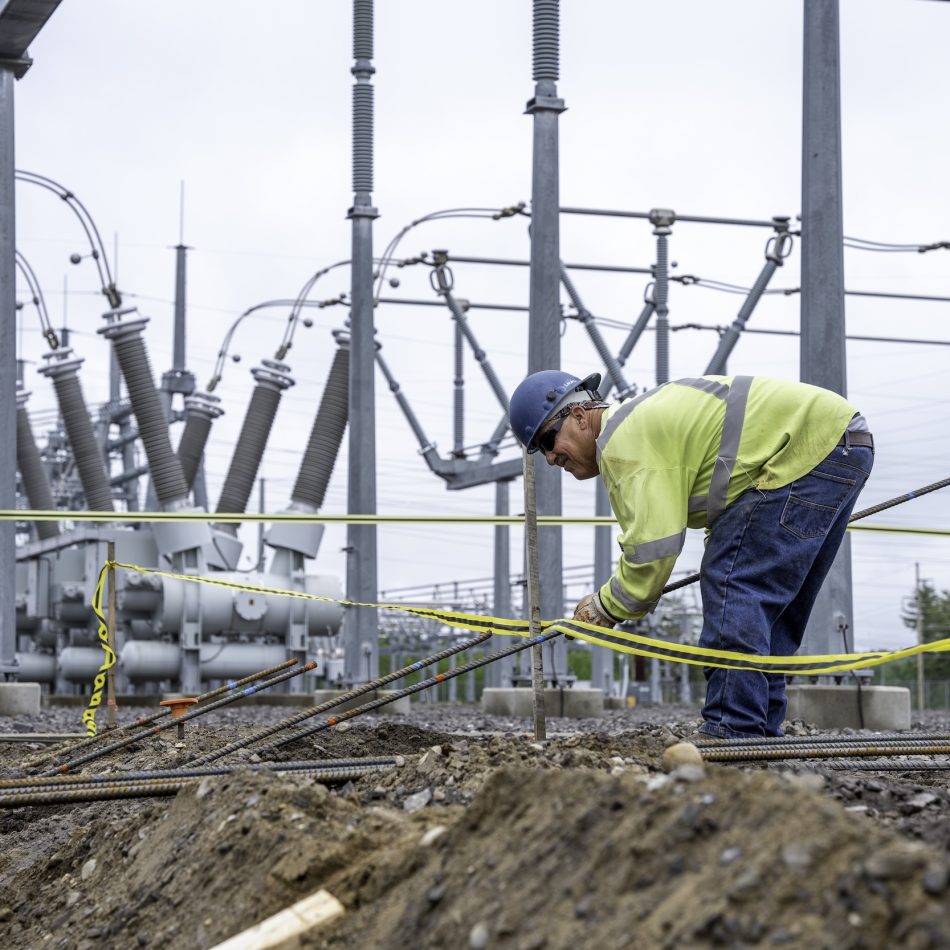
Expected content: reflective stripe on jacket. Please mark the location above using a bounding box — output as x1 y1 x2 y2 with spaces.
596 375 858 621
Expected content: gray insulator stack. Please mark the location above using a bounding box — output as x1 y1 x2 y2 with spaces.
38 349 114 512
533 0 559 81
216 360 294 523
291 339 349 510
177 392 224 491
352 0 374 195
98 313 189 507
15 388 59 540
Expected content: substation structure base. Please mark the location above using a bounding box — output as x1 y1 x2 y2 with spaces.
312 689 412 716
481 687 605 719
785 684 911 731
0 683 42 715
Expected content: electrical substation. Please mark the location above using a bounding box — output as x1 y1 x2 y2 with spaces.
1 2 950 948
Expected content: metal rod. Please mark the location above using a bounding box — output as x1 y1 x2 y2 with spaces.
0 758 397 792
259 629 563 753
0 766 389 808
31 659 300 766
524 449 546 741
44 661 316 776
186 631 493 766
560 206 781 229
702 742 950 763
444 253 652 275
661 476 950 596
694 730 950 748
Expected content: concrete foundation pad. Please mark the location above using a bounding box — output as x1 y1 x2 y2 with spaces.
481 688 604 719
312 689 412 716
785 684 911 731
0 683 42 716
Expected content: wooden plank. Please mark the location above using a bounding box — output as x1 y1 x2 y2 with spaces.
210 889 344 950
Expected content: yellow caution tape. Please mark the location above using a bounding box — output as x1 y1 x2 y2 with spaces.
78 558 950 734
83 564 118 737
1 508 946 535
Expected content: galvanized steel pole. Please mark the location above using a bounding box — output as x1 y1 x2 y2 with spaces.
800 0 853 660
0 65 17 677
591 479 614 696
345 0 379 684
488 478 514 688
527 0 567 681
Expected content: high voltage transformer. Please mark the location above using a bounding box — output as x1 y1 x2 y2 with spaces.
14 302 347 695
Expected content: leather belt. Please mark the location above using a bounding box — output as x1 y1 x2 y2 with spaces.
837 430 874 449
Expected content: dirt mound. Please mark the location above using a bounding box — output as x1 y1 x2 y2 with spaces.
3 714 950 949
319 766 950 950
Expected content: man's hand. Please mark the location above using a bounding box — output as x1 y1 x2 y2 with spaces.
571 592 617 630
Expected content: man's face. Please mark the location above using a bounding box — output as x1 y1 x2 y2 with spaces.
539 406 600 480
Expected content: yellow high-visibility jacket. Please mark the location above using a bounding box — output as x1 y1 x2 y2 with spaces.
597 375 858 621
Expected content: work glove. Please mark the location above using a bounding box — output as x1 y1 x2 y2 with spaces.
570 591 618 634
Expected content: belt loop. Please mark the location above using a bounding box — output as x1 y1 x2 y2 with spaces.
842 428 851 456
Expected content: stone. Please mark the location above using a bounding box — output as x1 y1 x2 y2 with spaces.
403 788 432 812
662 742 704 772
864 845 928 881
671 764 706 783
720 847 742 865
80 859 97 881
418 825 447 848
781 844 812 873
469 922 490 949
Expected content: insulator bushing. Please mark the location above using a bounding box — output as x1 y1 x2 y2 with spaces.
292 340 349 510
15 389 59 540
216 360 294 518
353 0 374 60
533 0 560 82
38 349 114 512
352 83 374 195
98 312 189 507
177 392 223 491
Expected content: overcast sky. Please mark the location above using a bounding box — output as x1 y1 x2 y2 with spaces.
13 0 950 653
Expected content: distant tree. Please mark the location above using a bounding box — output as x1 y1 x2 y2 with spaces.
899 580 950 679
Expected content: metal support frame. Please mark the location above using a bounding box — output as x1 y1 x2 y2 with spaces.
345 0 379 684
0 65 17 676
800 0 853 660
526 0 567 680
704 219 792 375
649 208 674 385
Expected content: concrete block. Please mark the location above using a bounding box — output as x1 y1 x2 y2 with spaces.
785 684 911 732
312 689 412 716
481 687 604 719
0 683 42 716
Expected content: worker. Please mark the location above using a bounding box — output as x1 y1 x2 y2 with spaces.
508 371 874 739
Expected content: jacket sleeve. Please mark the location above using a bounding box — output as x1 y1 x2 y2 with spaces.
598 466 692 621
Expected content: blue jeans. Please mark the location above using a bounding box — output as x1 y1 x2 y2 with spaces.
698 443 873 738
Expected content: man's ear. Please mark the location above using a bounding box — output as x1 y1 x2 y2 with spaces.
572 404 590 430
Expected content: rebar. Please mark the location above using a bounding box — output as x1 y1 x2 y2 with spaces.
187 631 493 766
28 659 300 768
0 766 388 808
821 758 950 771
662 476 950 596
258 629 563 753
44 661 316 776
702 742 950 763
0 757 397 793
694 730 950 748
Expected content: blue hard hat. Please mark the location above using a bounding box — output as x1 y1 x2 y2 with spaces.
508 370 602 453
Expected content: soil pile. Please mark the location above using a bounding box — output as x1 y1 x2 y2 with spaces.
319 766 950 950
1 713 950 949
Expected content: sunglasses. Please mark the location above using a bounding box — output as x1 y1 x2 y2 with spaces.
534 407 573 454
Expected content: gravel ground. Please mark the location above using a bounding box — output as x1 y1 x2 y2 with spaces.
1 701 949 949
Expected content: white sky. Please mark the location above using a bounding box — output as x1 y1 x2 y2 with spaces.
13 0 950 653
